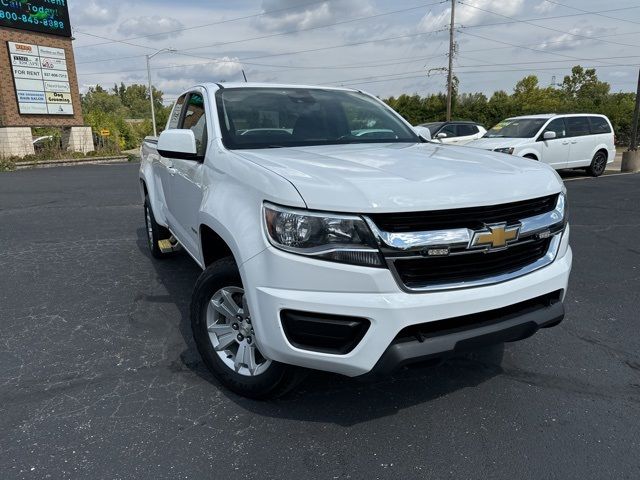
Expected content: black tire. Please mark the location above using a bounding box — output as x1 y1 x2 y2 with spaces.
191 257 305 400
523 154 538 160
587 151 607 177
144 196 172 259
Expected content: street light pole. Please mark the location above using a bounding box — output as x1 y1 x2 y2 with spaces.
146 48 176 137
446 0 456 122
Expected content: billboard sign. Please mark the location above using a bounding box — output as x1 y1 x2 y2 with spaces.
8 41 73 115
0 0 71 37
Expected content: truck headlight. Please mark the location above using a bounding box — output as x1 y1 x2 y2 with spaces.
263 203 383 267
494 147 515 155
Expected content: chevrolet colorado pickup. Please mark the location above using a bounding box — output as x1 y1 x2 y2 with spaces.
140 83 571 399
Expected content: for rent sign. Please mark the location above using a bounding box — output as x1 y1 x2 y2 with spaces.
8 41 73 115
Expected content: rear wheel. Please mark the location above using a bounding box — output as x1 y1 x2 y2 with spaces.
191 257 305 399
587 151 607 177
144 196 173 259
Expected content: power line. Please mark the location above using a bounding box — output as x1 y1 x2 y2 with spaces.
541 0 640 27
458 30 620 65
335 63 640 88
457 5 640 30
454 54 640 69
458 1 640 49
329 58 640 86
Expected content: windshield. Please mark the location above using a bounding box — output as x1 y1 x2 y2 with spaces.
216 88 419 149
484 118 547 139
420 122 445 135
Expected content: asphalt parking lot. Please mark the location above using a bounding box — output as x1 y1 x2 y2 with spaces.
1 163 639 480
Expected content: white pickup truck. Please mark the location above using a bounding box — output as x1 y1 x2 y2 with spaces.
140 83 572 399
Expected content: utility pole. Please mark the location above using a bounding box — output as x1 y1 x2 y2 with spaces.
629 68 640 151
621 68 640 172
446 0 456 121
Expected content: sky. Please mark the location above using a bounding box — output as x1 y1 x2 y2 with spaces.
68 0 640 104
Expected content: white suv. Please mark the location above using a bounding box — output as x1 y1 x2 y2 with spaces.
468 114 616 176
140 83 571 399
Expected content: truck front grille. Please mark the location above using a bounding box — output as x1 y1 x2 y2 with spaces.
391 237 552 290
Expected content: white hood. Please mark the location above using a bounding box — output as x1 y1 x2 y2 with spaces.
466 137 531 150
235 142 562 213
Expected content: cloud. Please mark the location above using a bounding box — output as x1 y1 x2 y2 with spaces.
419 0 525 32
253 0 375 32
537 26 608 51
533 1 556 14
118 16 185 40
156 57 244 83
72 0 119 25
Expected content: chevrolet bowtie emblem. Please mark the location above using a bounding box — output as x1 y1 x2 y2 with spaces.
470 223 521 251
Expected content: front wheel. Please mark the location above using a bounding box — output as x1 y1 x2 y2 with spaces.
587 151 607 177
191 257 305 399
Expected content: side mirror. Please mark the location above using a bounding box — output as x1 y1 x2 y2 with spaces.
435 132 448 139
543 131 557 140
158 129 202 161
413 126 432 141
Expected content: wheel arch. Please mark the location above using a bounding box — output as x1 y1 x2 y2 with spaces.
594 146 609 161
200 224 235 268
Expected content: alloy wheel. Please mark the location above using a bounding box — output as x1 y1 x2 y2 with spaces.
206 286 271 377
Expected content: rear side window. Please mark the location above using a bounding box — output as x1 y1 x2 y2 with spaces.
168 94 187 130
566 117 591 137
458 124 478 136
589 116 612 134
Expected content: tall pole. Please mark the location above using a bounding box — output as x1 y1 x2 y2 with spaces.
147 54 157 137
146 48 176 138
446 0 456 121
629 68 640 151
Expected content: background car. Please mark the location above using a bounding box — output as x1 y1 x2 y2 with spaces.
467 114 616 177
418 121 487 145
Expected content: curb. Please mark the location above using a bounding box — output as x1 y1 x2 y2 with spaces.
14 156 137 170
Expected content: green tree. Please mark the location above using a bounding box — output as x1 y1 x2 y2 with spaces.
81 83 173 150
560 66 611 113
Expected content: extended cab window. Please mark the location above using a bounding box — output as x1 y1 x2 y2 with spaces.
168 95 186 130
544 118 567 139
182 93 208 157
589 116 612 134
566 117 591 137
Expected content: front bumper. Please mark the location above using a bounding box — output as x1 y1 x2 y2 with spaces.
241 236 572 377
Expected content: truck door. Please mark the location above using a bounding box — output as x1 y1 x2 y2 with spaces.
164 90 208 257
155 94 187 226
